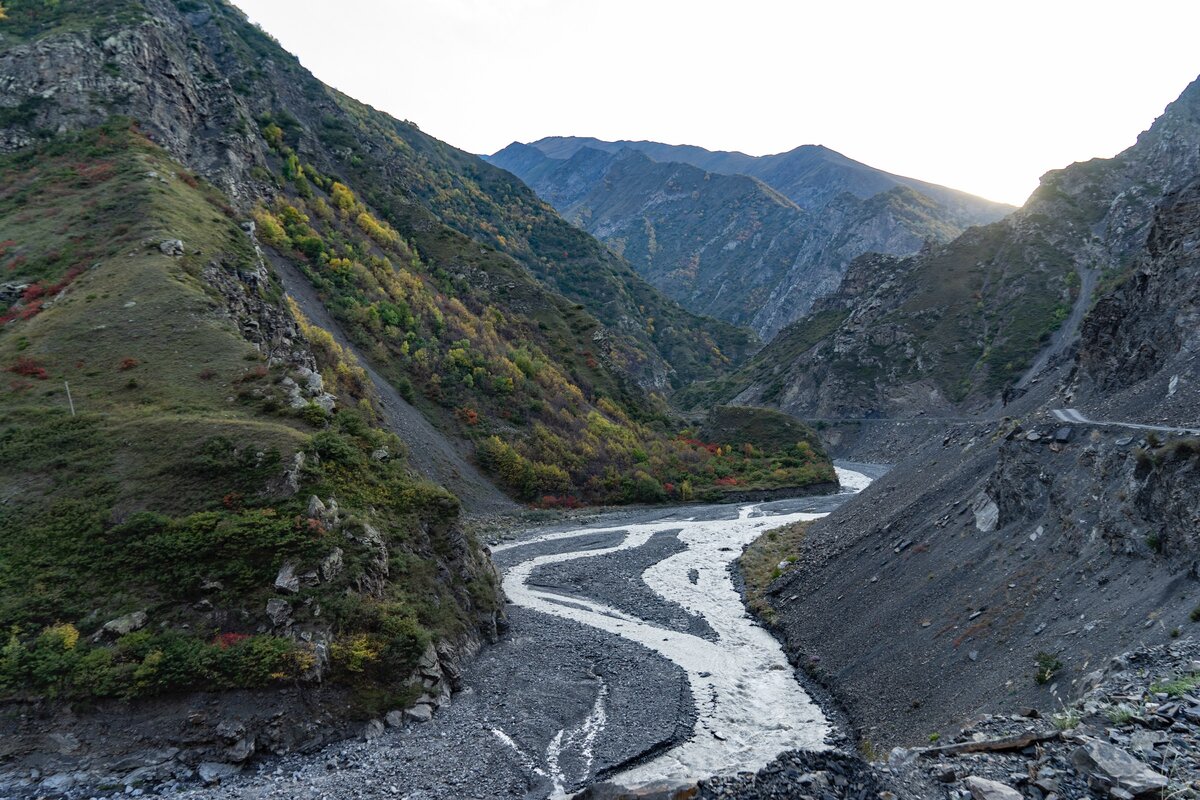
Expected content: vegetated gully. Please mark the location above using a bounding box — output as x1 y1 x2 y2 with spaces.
476 462 882 798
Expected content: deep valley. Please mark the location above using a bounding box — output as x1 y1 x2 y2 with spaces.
2 2 1200 799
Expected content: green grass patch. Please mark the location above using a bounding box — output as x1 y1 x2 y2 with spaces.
1151 673 1200 697
738 520 810 621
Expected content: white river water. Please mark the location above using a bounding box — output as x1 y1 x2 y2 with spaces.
492 466 873 794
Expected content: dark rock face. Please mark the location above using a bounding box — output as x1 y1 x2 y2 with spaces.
742 95 1200 754
0 687 362 796
1077 179 1200 395
0 9 265 201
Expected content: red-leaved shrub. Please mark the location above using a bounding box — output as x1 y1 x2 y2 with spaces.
8 357 48 379
213 632 250 650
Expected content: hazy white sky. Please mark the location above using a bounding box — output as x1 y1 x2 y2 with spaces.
232 0 1200 206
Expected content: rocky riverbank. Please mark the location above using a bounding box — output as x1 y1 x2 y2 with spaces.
575 636 1200 799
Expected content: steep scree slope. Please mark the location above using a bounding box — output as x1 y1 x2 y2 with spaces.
755 146 1200 751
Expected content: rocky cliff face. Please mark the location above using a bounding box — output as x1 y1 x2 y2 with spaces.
0 1 263 198
1073 179 1200 411
498 146 831 338
489 137 1005 340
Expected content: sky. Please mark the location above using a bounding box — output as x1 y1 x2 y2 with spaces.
231 0 1200 207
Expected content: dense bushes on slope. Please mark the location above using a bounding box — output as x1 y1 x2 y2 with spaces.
248 126 833 504
0 123 496 709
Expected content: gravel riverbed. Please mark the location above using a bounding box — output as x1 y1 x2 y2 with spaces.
158 468 879 800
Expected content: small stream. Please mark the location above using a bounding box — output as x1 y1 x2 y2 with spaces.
493 466 873 795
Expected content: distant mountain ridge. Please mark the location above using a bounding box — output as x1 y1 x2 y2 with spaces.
524 136 1014 224
488 137 1013 338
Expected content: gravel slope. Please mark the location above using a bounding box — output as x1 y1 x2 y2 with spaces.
270 253 516 516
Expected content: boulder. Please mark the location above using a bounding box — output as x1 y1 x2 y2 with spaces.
1129 730 1165 756
39 773 79 793
122 762 177 787
197 762 239 784
100 610 148 637
274 561 300 593
216 720 245 742
0 283 31 304
274 451 305 496
362 719 386 740
1079 669 1105 693
297 367 324 394
1071 739 1168 796
418 642 440 672
385 710 405 728
963 776 1022 800
306 495 326 518
225 736 255 763
265 598 292 628
1054 426 1074 443
159 239 185 256
972 493 1000 533
320 547 344 582
404 703 434 724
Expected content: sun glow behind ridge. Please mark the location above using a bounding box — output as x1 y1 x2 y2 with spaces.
231 0 1200 206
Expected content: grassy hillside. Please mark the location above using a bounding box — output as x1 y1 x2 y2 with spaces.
0 122 496 710
0 0 837 509
1 0 754 391
198 0 754 390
